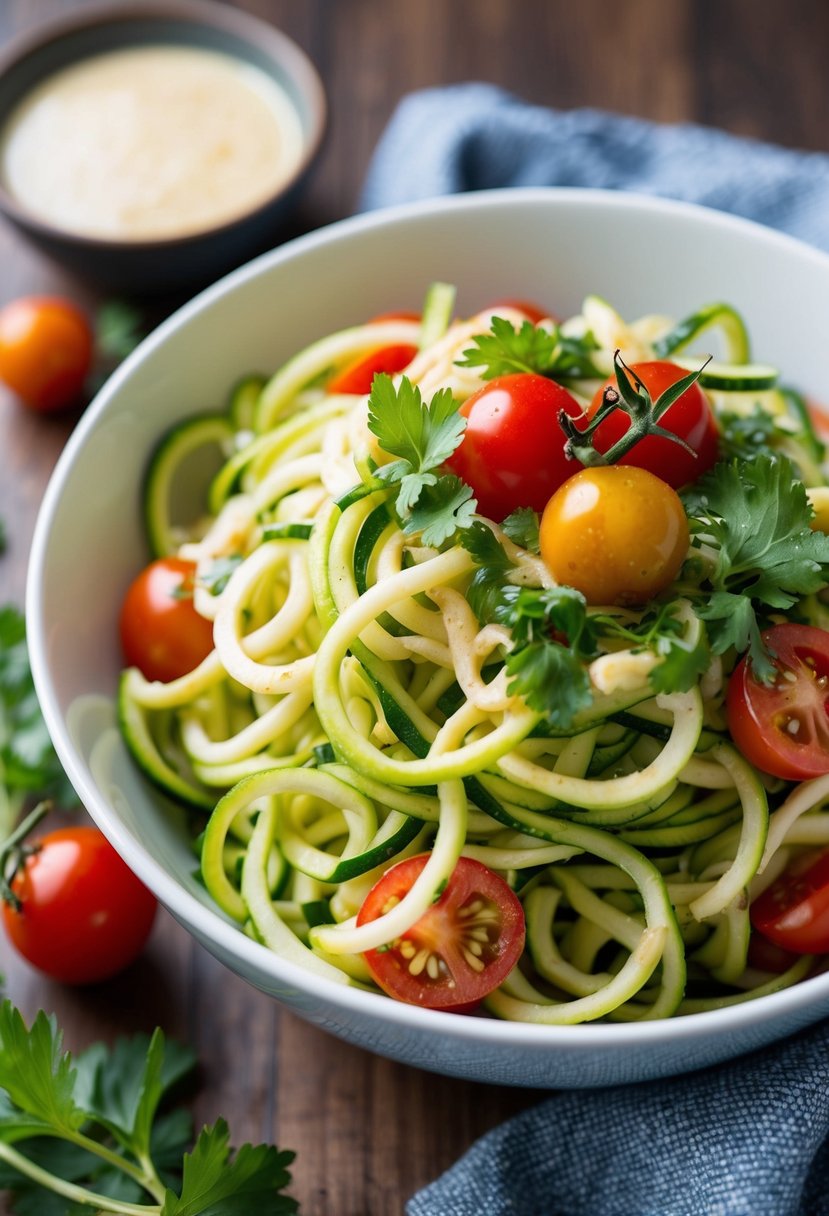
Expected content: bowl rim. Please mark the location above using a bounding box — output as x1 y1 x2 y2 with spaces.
27 185 829 1051
0 0 327 251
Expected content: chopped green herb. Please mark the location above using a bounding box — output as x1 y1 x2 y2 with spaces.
501 508 540 554
683 455 829 681
198 555 244 596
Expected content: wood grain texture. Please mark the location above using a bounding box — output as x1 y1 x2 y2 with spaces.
0 2 827 1212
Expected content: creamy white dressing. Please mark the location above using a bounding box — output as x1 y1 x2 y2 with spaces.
0 44 306 240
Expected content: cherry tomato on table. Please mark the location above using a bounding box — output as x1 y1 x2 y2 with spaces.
588 360 719 489
539 465 689 606
2 827 157 984
120 557 215 683
446 373 584 520
357 854 525 1010
0 295 93 412
727 623 829 781
751 849 829 955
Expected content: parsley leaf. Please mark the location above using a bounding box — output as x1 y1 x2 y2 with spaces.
0 1002 298 1215
683 456 829 681
717 406 780 463
459 523 513 624
501 508 540 553
456 316 558 378
592 601 711 695
505 641 593 729
161 1121 297 1215
494 586 598 728
0 606 77 831
367 375 474 545
368 376 464 483
456 317 602 381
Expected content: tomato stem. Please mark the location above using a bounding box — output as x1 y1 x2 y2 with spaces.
0 800 50 911
558 350 710 467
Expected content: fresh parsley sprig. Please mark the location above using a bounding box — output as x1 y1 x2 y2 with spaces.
494 585 598 730
367 374 475 545
456 316 602 381
682 455 829 682
0 1002 298 1215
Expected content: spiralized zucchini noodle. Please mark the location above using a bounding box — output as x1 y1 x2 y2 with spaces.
120 288 829 1022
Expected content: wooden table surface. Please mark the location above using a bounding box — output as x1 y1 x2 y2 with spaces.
2 2 829 1212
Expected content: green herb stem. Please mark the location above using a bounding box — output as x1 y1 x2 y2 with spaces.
0 1141 159 1215
66 1128 167 1204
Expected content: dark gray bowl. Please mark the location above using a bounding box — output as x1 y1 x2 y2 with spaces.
0 0 327 294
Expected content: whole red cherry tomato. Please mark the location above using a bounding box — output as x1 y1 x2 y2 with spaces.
0 296 93 412
120 557 214 683
446 372 584 520
2 827 157 984
589 360 719 488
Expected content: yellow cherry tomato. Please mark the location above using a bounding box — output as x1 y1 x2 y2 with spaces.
539 466 689 606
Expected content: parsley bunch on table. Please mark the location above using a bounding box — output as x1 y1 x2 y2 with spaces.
0 606 76 836
0 1002 298 1215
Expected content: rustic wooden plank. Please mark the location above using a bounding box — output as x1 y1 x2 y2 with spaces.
0 2 825 1214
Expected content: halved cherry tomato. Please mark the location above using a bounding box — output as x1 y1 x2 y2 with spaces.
746 931 800 973
2 827 157 984
445 373 584 520
0 295 93 412
486 298 552 325
751 849 829 954
119 557 214 683
357 854 525 1010
326 343 419 395
368 311 421 324
539 466 689 606
726 624 829 781
588 360 719 488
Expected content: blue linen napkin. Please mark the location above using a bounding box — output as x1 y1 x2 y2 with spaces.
359 84 829 1216
360 82 829 251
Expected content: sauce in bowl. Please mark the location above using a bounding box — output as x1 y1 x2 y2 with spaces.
0 44 306 242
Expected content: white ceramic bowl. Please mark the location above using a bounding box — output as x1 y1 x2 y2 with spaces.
27 189 829 1088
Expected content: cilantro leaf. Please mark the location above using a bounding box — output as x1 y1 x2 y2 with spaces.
501 508 540 553
406 475 476 547
161 1120 297 1215
683 456 829 678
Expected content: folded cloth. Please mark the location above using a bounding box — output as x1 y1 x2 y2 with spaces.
359 84 829 1216
359 82 829 252
407 1019 829 1216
